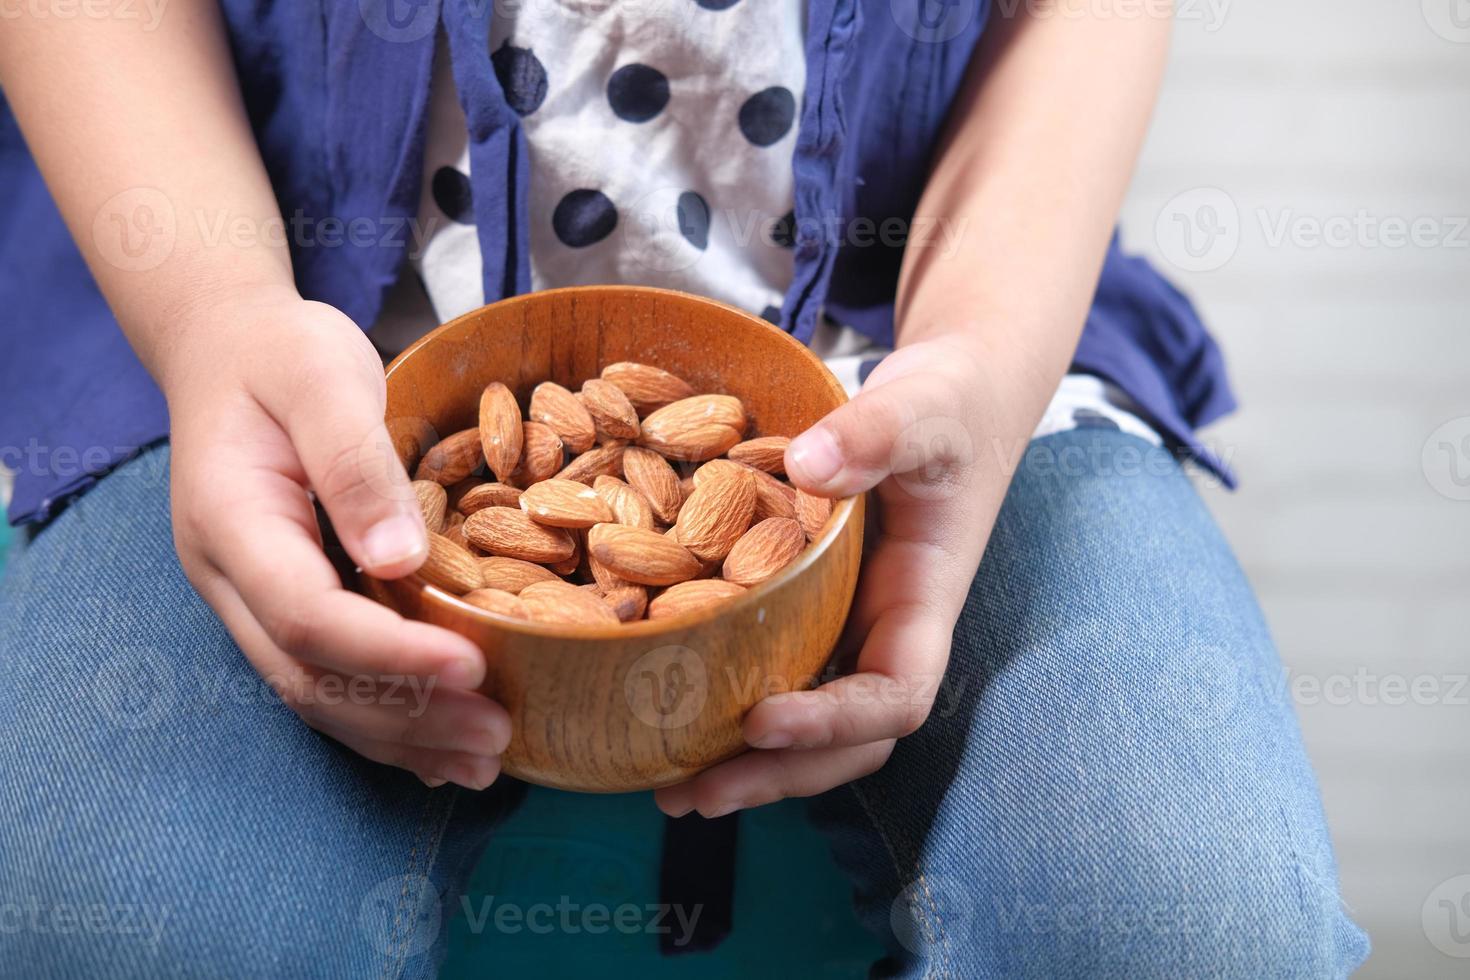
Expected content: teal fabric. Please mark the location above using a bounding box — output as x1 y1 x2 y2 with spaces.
442 789 879 978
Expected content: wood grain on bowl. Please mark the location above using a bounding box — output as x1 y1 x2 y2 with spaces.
360 286 862 792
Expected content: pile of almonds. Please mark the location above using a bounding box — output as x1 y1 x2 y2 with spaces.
400 361 834 627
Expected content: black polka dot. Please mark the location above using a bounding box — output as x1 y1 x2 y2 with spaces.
431 167 474 223
759 304 782 325
771 210 796 248
1072 408 1120 431
552 189 618 248
695 0 742 8
607 64 670 123
738 87 796 147
490 42 548 117
676 192 710 250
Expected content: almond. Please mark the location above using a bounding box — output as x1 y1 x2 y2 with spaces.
691 458 746 488
601 585 649 623
476 556 559 593
441 516 472 552
795 490 833 541
722 518 806 586
414 428 484 485
461 588 529 620
586 523 702 586
555 442 625 485
620 446 682 524
638 395 747 461
463 506 576 563
580 378 640 441
412 480 447 533
478 382 523 483
519 478 614 528
530 382 596 454
676 467 757 561
416 533 484 594
588 548 630 592
600 361 696 414
456 481 523 515
519 580 620 627
510 420 564 487
751 470 797 521
727 436 790 475
594 475 655 529
647 579 746 621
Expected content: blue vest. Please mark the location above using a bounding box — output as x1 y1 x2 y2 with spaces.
0 0 1235 525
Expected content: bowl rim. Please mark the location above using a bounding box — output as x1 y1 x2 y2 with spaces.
381 284 860 639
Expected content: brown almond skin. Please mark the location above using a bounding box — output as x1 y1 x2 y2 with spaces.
463 506 576 563
638 395 747 461
414 428 484 485
510 420 565 487
751 470 797 521
727 436 791 475
621 446 682 524
530 382 596 454
587 523 701 586
722 517 806 587
412 480 447 533
461 588 530 620
795 490 833 541
478 382 524 483
580 378 641 441
648 579 746 621
594 475 655 529
476 556 559 593
555 443 625 485
601 585 649 623
456 481 523 515
676 467 757 562
519 478 614 528
416 533 484 594
519 580 621 626
600 361 696 414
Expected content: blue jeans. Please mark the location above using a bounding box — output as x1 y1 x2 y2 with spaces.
0 430 1368 977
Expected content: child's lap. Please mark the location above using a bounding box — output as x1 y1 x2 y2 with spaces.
0 430 1364 977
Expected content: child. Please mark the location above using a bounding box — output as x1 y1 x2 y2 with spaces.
0 1 1367 975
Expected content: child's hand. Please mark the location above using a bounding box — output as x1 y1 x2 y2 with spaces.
163 290 506 790
655 337 993 817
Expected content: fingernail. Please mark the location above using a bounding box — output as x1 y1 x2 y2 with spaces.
751 730 793 750
701 802 741 820
661 800 694 819
438 655 483 690
419 775 446 788
788 428 842 485
362 513 426 569
443 762 492 792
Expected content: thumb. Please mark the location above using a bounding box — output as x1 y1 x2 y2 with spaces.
277 365 428 579
785 365 971 499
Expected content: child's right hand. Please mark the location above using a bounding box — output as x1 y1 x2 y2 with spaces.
163 288 507 790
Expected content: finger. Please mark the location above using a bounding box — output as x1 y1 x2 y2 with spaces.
654 741 895 818
262 330 427 579
314 725 503 791
784 345 972 498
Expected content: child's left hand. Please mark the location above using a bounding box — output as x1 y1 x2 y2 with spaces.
655 336 999 818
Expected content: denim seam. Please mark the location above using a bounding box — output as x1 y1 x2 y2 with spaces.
851 780 957 978
379 785 458 980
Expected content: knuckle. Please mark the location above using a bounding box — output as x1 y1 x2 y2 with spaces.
265 603 320 661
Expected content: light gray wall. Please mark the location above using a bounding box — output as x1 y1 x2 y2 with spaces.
1116 3 1470 975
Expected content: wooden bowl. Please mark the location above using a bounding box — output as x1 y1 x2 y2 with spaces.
361 286 863 792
